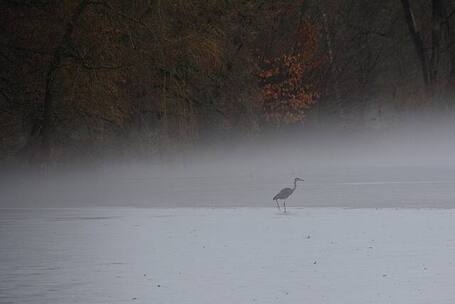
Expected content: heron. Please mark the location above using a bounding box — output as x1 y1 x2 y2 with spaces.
273 177 304 213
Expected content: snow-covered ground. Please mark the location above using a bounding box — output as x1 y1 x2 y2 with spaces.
1 207 455 304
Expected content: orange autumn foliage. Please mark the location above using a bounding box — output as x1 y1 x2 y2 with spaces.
259 19 325 124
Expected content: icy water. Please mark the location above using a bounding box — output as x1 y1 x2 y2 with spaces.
1 208 455 304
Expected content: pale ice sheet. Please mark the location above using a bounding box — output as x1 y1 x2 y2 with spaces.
1 208 455 304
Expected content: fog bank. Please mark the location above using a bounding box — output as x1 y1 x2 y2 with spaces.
1 118 455 208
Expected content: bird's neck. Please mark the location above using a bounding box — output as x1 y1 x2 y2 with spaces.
293 180 297 190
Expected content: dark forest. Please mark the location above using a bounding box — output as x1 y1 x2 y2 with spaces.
1 0 455 163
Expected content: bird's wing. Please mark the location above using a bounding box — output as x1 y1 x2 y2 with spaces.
273 187 292 200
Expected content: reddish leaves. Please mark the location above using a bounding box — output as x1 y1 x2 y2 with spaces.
259 18 324 124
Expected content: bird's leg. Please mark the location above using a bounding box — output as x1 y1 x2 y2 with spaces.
275 199 281 211
283 200 287 213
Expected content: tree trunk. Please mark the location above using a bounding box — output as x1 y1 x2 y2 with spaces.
400 0 431 86
321 10 343 122
441 0 455 105
34 0 89 162
429 0 442 84
400 0 443 96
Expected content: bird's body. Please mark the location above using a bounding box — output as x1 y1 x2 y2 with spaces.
273 187 294 201
273 178 303 212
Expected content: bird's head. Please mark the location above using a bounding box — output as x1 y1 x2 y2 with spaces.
295 177 304 182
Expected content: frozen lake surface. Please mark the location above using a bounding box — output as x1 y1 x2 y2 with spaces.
1 208 455 304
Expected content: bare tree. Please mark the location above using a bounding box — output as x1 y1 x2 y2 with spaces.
400 0 444 94
37 0 90 161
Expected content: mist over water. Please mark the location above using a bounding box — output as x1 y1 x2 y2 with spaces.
1 116 455 209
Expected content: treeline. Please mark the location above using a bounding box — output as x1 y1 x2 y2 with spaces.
1 0 455 162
